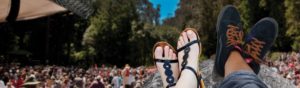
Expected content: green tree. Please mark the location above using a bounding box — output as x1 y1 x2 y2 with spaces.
285 0 300 51
82 0 163 66
163 0 240 56
239 0 292 51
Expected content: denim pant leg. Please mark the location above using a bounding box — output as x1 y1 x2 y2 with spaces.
219 71 268 88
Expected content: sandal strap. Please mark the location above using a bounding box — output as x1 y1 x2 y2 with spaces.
176 36 203 87
177 40 200 52
154 59 178 63
177 39 198 81
166 83 176 88
183 66 200 88
6 0 20 22
155 59 177 88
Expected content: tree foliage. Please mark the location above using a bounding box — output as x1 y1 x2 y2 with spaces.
164 0 240 56
1 0 299 66
285 0 300 50
164 0 295 56
238 0 292 51
81 0 177 66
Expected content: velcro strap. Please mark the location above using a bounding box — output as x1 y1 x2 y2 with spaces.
6 0 20 22
154 59 178 63
177 40 199 52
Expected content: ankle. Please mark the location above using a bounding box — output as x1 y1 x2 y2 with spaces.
224 51 253 76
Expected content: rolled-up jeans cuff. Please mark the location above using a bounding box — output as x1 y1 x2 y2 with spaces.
219 70 267 88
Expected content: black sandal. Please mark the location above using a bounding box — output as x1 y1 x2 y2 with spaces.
177 28 205 88
153 42 178 88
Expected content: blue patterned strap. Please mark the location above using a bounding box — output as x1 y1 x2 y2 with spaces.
155 59 178 88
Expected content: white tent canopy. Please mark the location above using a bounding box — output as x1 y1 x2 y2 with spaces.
0 0 67 23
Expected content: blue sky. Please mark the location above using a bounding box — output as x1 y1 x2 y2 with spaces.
149 0 179 22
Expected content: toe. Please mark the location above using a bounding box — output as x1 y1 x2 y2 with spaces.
172 53 177 60
164 46 169 58
182 32 189 43
155 47 163 59
168 49 173 59
187 30 197 41
179 36 184 48
177 41 182 50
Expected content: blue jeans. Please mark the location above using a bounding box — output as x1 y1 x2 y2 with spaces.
219 71 268 88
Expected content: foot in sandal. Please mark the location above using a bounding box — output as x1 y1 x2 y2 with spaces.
176 28 205 88
153 42 179 88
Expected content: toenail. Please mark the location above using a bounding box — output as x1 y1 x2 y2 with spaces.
187 31 193 35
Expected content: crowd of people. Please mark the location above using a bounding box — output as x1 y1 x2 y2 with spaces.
0 63 158 88
265 52 300 86
1 52 300 88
